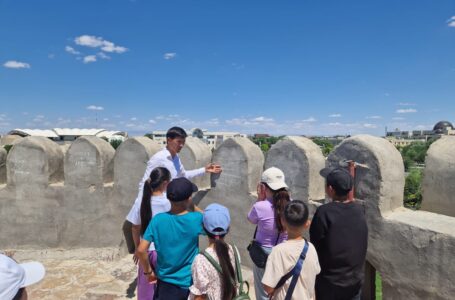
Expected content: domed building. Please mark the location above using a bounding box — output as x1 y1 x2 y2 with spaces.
433 121 454 135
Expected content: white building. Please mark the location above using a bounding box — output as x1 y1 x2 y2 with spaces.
148 128 246 149
8 128 127 144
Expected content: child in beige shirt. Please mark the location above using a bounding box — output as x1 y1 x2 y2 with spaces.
262 200 320 300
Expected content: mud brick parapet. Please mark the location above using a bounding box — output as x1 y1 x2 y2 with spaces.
0 134 454 299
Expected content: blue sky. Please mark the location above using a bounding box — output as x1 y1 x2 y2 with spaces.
1 0 455 136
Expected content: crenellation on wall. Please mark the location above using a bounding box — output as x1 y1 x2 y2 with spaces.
180 136 212 190
0 134 454 299
265 136 325 202
421 136 455 217
113 137 162 210
64 136 115 189
199 137 264 267
6 136 64 187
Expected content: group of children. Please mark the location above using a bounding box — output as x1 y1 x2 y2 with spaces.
131 165 320 300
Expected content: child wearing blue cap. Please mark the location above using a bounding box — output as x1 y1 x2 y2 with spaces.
189 203 249 300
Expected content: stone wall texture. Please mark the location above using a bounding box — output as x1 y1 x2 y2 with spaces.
1 134 454 298
421 136 455 217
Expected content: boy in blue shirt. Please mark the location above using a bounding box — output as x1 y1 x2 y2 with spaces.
137 177 204 300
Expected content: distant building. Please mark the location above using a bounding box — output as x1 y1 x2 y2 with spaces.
148 128 246 149
253 134 270 138
8 128 127 144
385 120 455 147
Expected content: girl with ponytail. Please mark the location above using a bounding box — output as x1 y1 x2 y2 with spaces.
190 204 239 300
247 167 290 300
131 167 171 300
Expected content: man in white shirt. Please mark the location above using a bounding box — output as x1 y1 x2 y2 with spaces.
124 126 222 253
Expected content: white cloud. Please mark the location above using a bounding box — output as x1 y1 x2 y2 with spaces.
366 116 382 119
149 119 156 124
86 105 104 111
32 115 45 122
164 52 176 60
329 114 341 118
83 55 97 64
48 54 55 59
205 118 220 126
397 102 415 106
392 117 405 120
396 108 417 114
302 117 317 122
363 123 377 129
131 117 137 121
447 16 455 27
3 60 30 69
97 52 111 60
327 122 343 127
65 46 80 55
252 116 274 123
75 35 128 53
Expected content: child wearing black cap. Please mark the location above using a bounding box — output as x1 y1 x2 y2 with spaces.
310 167 368 300
136 177 204 300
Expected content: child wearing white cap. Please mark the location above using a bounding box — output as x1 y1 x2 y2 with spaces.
0 254 45 300
189 203 248 300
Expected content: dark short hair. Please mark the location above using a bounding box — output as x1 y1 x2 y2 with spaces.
166 127 187 139
13 288 25 300
283 200 309 227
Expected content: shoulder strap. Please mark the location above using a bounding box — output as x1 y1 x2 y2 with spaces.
233 245 249 295
200 250 237 288
253 226 258 239
274 240 309 298
274 231 280 246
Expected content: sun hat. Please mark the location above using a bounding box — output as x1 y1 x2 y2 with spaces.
261 167 288 190
0 254 45 300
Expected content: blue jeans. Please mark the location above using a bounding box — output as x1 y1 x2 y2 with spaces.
252 245 273 300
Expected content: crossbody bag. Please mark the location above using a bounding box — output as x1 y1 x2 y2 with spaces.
247 226 280 268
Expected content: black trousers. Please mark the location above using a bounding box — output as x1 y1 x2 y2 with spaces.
153 280 190 300
315 277 362 300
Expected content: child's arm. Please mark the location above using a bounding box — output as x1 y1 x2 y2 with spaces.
131 224 141 264
193 204 203 213
136 239 156 282
263 284 275 297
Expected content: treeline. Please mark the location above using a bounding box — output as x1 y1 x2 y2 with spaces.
397 139 436 209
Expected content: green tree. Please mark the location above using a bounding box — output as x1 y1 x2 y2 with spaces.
260 143 270 153
110 139 123 149
4 144 13 154
312 138 334 156
404 169 423 209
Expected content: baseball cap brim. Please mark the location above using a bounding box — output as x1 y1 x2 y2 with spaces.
21 262 45 287
319 167 334 178
267 181 288 191
190 182 198 193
